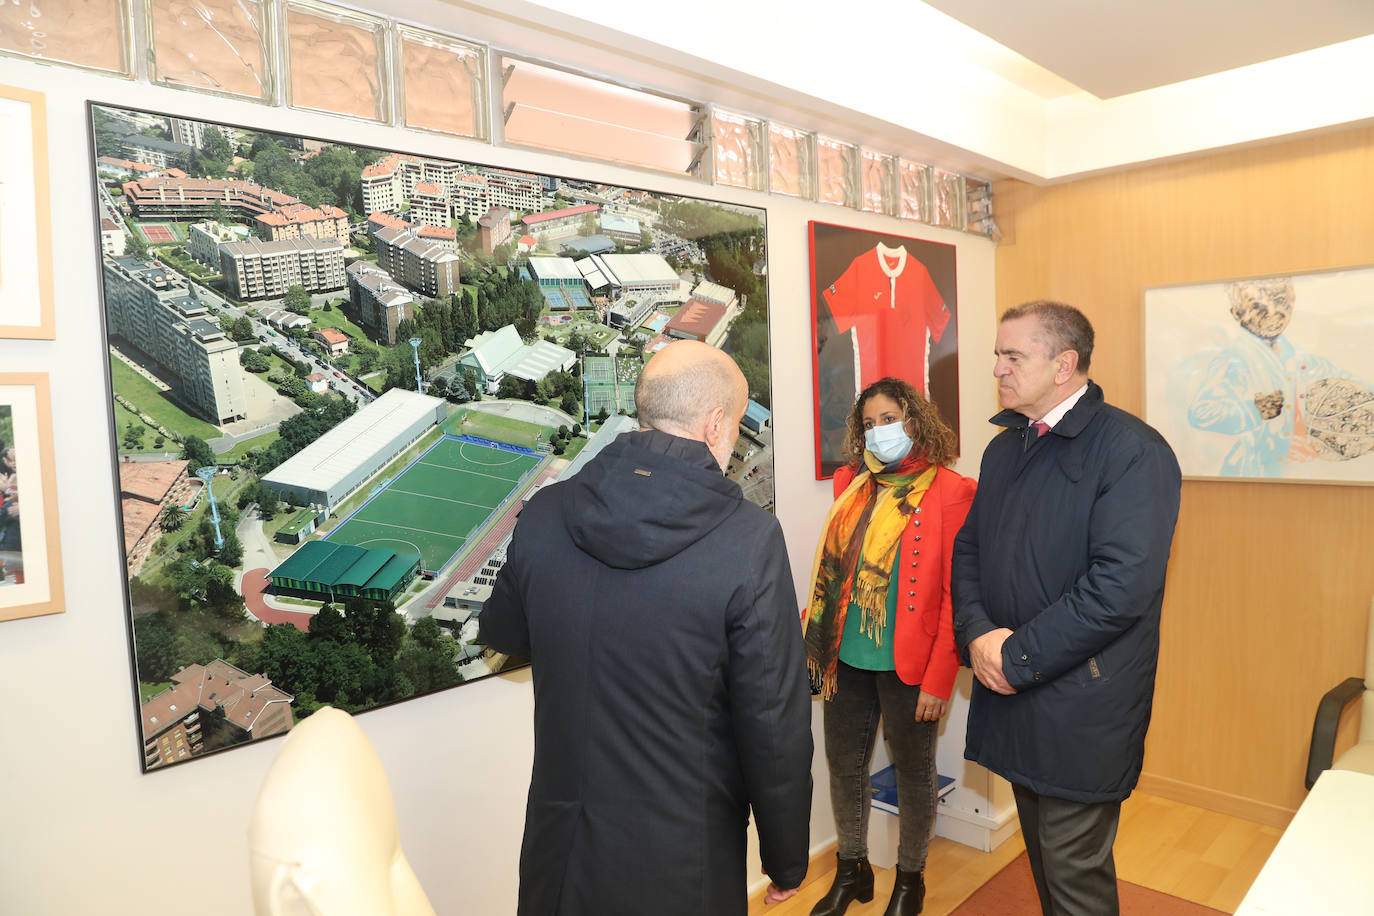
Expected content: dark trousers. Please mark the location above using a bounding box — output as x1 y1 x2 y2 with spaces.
823 661 939 872
1012 783 1122 916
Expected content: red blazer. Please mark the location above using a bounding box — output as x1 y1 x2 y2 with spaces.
832 463 976 700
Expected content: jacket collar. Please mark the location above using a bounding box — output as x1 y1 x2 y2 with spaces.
989 379 1104 439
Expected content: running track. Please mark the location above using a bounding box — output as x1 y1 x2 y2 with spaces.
243 567 314 632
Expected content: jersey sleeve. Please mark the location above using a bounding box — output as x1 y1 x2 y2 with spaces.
821 253 867 335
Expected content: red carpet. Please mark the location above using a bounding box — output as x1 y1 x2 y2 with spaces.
951 852 1225 915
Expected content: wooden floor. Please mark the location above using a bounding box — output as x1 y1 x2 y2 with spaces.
749 792 1284 915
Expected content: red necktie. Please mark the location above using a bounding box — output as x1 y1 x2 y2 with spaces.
1032 421 1050 438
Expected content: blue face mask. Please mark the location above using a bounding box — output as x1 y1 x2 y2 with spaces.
864 422 914 464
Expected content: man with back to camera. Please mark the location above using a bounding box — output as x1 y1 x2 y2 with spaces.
952 301 1182 915
480 339 813 915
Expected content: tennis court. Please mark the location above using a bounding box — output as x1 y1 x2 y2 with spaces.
138 222 178 243
584 356 615 384
324 437 540 571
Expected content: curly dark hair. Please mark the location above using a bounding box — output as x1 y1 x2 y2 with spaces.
843 377 957 467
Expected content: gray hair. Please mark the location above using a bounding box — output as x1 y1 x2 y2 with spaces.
635 357 739 433
1001 300 1095 372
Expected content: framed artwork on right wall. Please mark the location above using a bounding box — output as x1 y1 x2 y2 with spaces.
1143 266 1374 484
808 221 959 479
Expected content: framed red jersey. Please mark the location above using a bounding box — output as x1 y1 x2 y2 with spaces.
808 221 959 478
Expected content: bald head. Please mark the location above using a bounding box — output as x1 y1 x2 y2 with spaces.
635 340 748 471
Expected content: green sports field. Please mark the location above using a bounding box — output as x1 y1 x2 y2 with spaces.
324 437 540 570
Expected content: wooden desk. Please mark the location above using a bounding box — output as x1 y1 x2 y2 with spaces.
1236 768 1374 915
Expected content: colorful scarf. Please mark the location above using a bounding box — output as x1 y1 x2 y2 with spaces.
804 450 937 699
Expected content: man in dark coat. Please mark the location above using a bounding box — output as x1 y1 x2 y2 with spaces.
952 301 1181 916
480 340 813 916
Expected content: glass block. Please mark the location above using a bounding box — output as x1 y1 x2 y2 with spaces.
966 178 997 237
816 136 857 208
0 0 130 75
711 108 765 191
284 0 388 122
930 168 966 230
898 158 927 222
398 24 487 140
146 0 271 101
501 57 703 175
768 123 812 199
860 149 894 215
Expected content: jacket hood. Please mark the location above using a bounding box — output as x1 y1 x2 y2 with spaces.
563 429 744 569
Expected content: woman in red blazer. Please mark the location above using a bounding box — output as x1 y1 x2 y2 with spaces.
804 377 975 916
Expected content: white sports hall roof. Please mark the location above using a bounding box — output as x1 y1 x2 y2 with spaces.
262 389 445 492
599 253 678 287
506 339 575 381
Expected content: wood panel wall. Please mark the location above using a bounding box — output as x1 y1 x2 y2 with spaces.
991 127 1374 825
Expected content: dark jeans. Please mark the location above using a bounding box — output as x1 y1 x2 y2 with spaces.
823 661 939 872
1012 783 1122 916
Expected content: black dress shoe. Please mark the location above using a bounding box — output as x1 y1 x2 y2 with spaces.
882 866 925 916
810 854 875 916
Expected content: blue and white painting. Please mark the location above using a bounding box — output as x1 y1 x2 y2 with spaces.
1144 267 1374 485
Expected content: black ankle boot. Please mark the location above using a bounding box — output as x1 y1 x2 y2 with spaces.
809 855 874 916
882 867 925 916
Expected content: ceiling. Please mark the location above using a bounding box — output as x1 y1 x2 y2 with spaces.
442 0 1374 181
926 0 1374 100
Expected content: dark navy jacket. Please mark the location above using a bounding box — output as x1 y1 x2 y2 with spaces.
480 430 812 916
952 382 1181 803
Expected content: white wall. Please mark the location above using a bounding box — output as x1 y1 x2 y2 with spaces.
0 50 996 915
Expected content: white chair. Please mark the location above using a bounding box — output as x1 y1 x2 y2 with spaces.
248 706 436 916
1305 597 1374 788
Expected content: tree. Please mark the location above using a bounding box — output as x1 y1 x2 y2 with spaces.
122 423 146 450
216 530 244 567
159 504 187 531
230 316 255 341
182 436 215 471
240 349 271 373
497 375 527 399
410 615 443 650
572 423 582 437
557 425 569 439
201 126 234 164
134 614 180 682
126 228 149 259
560 392 579 417
284 285 312 315
309 603 348 642
430 376 449 396
463 368 481 400
595 407 610 423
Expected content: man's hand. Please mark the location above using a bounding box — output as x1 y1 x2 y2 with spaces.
969 628 1017 695
914 689 948 722
764 883 799 904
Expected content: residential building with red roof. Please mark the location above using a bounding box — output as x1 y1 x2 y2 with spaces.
313 327 350 356
522 203 599 240
665 298 732 348
141 659 295 770
119 458 192 575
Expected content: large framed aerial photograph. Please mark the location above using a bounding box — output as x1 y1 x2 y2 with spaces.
89 102 773 771
0 372 64 621
0 83 55 339
1144 266 1374 485
808 221 958 479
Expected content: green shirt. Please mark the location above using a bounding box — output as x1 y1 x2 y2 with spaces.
838 547 900 671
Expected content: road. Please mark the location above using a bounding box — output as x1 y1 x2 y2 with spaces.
185 277 377 408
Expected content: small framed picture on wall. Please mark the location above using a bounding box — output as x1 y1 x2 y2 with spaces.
0 83 55 340
0 373 64 621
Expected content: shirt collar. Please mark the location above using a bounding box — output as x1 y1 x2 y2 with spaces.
1036 382 1089 429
